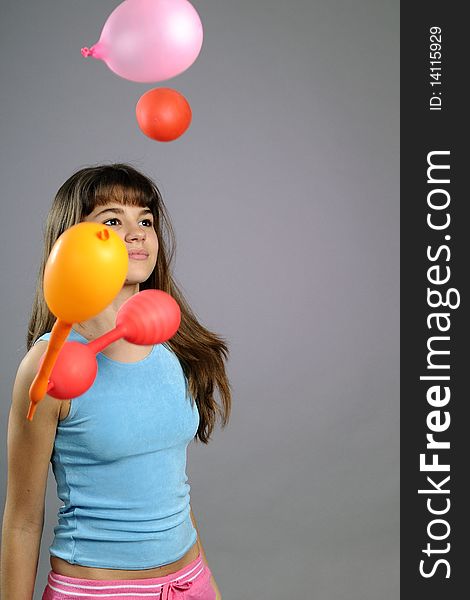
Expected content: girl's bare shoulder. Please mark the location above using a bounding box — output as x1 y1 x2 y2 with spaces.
10 340 61 428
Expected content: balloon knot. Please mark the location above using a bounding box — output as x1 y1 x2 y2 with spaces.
81 47 93 58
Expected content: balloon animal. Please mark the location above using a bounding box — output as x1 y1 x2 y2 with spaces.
27 223 128 420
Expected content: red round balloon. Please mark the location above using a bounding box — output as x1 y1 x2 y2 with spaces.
136 88 192 142
46 342 97 400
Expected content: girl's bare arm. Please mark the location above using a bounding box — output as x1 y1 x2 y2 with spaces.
1 342 61 600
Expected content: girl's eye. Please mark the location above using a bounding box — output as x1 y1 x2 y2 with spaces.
104 218 120 226
102 217 153 227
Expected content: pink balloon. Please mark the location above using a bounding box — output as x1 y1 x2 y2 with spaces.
81 0 203 82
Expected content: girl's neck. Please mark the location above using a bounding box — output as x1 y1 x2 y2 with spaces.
74 283 138 341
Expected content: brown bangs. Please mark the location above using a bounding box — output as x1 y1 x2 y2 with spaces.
92 183 153 209
80 165 158 217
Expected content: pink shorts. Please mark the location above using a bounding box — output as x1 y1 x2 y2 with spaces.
41 553 216 600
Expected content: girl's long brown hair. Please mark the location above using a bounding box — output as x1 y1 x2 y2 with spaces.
27 163 231 443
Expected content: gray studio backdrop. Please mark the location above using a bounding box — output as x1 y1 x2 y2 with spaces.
0 1 399 599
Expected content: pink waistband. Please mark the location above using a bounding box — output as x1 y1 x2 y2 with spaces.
46 553 205 597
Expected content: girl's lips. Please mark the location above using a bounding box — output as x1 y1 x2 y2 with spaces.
128 251 149 260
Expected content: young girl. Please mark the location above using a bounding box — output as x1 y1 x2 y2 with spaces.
1 163 231 600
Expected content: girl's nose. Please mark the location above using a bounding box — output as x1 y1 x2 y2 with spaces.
125 226 146 242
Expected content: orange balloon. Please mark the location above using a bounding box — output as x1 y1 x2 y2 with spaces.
136 87 192 142
44 222 128 323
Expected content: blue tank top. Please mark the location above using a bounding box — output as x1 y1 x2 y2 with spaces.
35 329 199 569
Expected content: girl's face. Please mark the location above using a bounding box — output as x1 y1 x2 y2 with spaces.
84 203 159 287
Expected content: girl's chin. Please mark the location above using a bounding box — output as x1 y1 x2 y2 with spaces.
123 275 152 287
124 268 154 286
